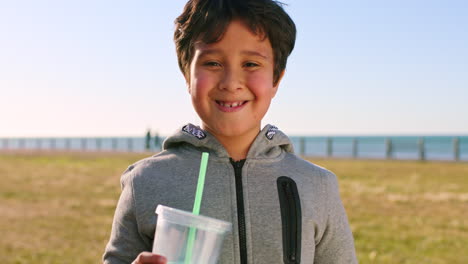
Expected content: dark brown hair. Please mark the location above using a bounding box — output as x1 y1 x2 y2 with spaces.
174 0 296 85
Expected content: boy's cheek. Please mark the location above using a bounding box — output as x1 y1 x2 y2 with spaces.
246 74 275 93
190 73 214 94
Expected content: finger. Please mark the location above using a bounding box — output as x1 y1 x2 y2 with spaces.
134 252 167 264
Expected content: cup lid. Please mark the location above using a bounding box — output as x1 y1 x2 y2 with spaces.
156 205 232 233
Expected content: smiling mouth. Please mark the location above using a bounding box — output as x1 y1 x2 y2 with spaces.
215 100 248 108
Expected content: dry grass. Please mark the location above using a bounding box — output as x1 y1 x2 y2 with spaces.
311 158 468 264
0 151 138 264
1 151 467 263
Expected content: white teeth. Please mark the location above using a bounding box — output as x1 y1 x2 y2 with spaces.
218 101 245 108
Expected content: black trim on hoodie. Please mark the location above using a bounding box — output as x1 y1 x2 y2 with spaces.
277 176 302 264
231 159 248 264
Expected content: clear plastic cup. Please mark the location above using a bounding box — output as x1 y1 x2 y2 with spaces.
152 205 232 264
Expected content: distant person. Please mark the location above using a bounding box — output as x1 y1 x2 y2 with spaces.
145 129 152 151
153 131 160 151
103 0 357 263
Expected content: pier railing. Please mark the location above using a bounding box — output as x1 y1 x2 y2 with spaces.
0 136 466 161
0 137 162 153
290 136 466 161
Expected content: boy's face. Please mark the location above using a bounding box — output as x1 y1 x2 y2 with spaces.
187 20 283 142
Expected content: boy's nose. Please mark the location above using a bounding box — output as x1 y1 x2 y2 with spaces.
219 68 243 92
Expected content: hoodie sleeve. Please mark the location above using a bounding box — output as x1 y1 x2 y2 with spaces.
314 171 358 264
102 170 151 264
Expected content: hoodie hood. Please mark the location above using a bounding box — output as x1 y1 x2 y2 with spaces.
162 123 294 159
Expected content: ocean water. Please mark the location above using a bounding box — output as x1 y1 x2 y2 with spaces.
289 136 468 161
1 136 467 161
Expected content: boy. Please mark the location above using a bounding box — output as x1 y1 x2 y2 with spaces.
103 0 357 263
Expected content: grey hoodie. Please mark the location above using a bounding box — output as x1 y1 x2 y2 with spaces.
103 124 357 263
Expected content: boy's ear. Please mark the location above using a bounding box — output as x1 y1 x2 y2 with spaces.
184 74 191 94
272 70 285 98
186 82 191 94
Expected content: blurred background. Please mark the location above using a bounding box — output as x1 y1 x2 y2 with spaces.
1 0 467 263
1 0 467 138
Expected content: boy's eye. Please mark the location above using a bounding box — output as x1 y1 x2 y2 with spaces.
244 62 259 68
203 61 221 67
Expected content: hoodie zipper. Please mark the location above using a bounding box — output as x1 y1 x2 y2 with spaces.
230 159 247 264
277 176 302 264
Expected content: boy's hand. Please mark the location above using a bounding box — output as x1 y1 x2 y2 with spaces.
132 252 167 264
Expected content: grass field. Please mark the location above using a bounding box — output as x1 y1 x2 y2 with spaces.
1 151 467 263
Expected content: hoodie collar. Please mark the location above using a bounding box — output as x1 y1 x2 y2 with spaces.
163 123 294 159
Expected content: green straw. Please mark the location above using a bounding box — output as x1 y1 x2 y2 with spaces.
185 152 209 264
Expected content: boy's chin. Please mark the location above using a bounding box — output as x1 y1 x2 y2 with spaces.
204 123 261 139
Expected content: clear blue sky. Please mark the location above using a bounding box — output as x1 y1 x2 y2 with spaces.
1 0 467 137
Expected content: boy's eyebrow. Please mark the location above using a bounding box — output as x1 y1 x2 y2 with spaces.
197 49 268 59
197 49 222 57
241 50 268 59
